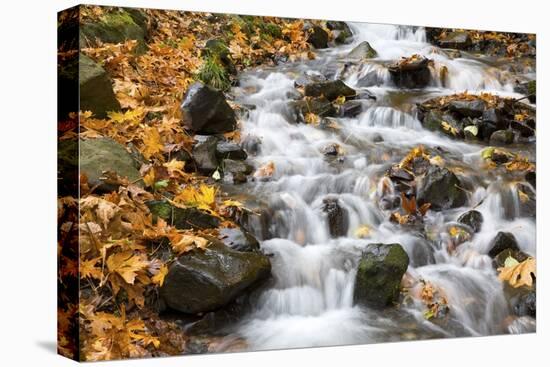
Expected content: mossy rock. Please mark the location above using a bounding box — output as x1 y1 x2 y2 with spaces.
347 41 377 59
80 9 149 54
146 199 221 230
354 243 409 308
80 138 142 192
79 55 121 118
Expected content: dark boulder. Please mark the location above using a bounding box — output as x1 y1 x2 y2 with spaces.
222 159 254 184
489 130 514 145
336 100 364 118
420 110 463 138
514 80 536 104
525 171 536 188
215 140 248 161
181 82 237 134
457 210 483 233
482 108 509 131
307 25 329 49
192 135 220 174
304 80 356 101
388 56 432 89
146 200 220 230
353 243 409 308
347 41 377 59
437 31 472 50
219 227 260 252
417 166 467 210
388 165 415 182
78 55 121 118
80 138 142 192
448 99 486 118
511 120 535 138
289 96 336 121
488 231 520 258
160 240 271 314
322 197 349 237
514 291 536 318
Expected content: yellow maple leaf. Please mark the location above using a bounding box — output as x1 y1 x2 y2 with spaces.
81 257 103 280
174 183 217 211
142 169 155 187
170 233 209 254
498 257 536 288
151 264 168 287
141 127 164 159
106 251 149 285
163 159 186 177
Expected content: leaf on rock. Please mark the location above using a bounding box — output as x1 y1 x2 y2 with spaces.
498 257 536 288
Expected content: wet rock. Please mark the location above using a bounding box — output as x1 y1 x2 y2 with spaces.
290 96 336 120
387 165 414 181
379 195 401 211
307 25 329 49
222 159 254 184
494 248 529 268
353 243 409 308
219 227 260 252
515 291 536 318
181 82 237 134
525 171 536 188
294 70 327 88
336 100 364 118
146 200 220 230
215 140 248 161
78 55 121 118
488 231 520 258
388 56 432 89
192 135 220 174
304 80 356 101
327 21 353 44
448 99 486 118
511 120 535 138
514 80 536 103
437 31 472 50
160 240 271 314
457 210 483 233
482 108 509 131
242 135 262 156
321 143 342 156
322 197 349 237
347 41 378 59
80 138 142 192
417 166 467 210
489 130 514 145
80 9 149 53
516 183 536 218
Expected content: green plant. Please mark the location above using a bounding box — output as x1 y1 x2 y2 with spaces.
196 55 231 91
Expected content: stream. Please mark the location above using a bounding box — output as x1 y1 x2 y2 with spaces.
219 23 536 351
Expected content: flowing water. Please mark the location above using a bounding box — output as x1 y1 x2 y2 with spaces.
220 23 536 351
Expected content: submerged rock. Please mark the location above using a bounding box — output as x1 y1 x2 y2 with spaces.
347 41 377 59
457 210 483 233
353 243 409 308
290 96 336 120
146 200 220 230
222 159 254 184
304 80 356 101
160 240 271 314
488 231 520 258
322 197 349 237
181 82 237 134
417 166 467 210
388 56 432 88
80 138 142 192
515 291 536 318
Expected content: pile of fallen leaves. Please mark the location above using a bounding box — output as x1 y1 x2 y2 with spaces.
58 5 320 361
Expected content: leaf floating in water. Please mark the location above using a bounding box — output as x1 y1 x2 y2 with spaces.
355 225 372 238
498 257 536 288
254 161 275 179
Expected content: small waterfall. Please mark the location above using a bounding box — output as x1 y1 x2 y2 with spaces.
226 21 534 351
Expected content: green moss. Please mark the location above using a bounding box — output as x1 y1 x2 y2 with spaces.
196 55 231 91
527 80 536 95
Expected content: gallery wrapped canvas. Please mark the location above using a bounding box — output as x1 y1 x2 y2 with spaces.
58 4 536 362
